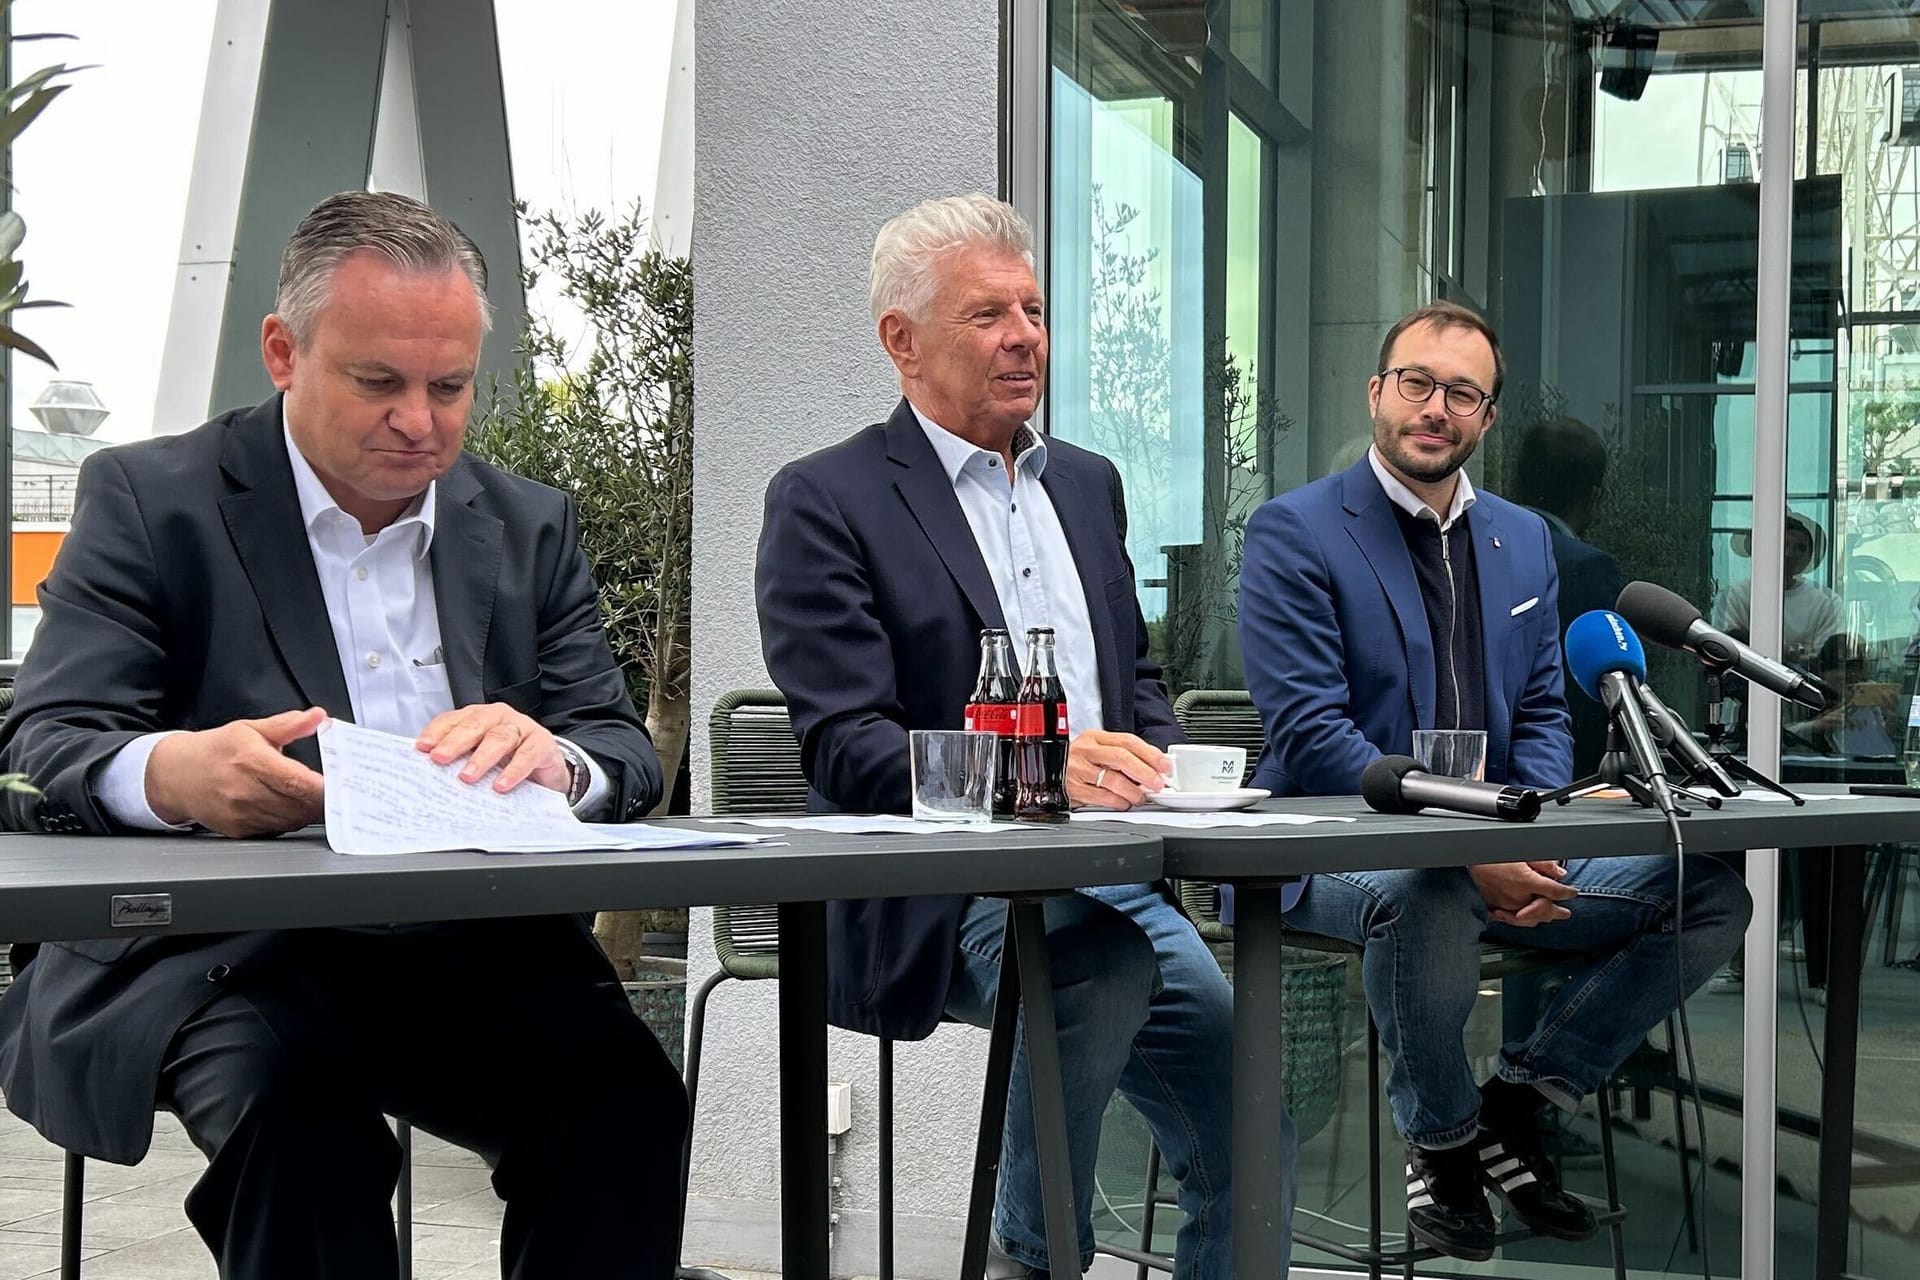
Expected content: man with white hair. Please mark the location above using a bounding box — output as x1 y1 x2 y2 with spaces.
756 194 1294 1278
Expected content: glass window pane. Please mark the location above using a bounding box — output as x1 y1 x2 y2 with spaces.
1048 3 1785 1274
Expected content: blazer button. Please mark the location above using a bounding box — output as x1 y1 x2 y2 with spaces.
206 964 231 982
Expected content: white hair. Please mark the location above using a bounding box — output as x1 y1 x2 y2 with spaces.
869 194 1035 325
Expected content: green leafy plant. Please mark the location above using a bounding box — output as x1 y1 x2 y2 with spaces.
467 201 691 977
0 2 83 369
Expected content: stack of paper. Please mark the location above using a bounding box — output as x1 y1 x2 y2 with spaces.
698 815 1031 835
317 720 768 855
1071 811 1357 828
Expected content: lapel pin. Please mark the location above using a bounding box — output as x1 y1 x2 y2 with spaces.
1492 537 1501 548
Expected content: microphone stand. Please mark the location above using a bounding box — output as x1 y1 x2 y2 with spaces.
1541 721 1721 812
1700 671 1804 805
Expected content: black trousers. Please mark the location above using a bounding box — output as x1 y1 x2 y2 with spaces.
157 920 687 1280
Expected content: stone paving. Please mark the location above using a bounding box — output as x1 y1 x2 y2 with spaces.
0 1102 783 1280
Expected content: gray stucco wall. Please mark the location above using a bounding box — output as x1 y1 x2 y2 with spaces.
687 0 1000 1271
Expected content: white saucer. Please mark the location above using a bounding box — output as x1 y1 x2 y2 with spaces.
1148 787 1270 812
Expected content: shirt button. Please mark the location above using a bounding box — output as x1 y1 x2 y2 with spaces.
355 566 368 581
367 653 382 669
1011 503 1018 513
988 458 999 467
1023 568 1033 578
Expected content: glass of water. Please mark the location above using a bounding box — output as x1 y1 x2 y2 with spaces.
1413 728 1488 781
911 730 998 823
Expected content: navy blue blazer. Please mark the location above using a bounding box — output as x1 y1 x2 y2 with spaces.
755 399 1180 1040
1237 456 1573 909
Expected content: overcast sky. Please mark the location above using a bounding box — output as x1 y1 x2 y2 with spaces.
8 0 678 443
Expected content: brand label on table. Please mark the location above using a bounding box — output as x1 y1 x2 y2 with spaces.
1014 702 1070 737
110 894 172 928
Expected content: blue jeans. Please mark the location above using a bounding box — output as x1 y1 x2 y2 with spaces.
1281 855 1751 1148
945 882 1298 1279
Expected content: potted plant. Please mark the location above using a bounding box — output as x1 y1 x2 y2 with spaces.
467 203 693 1055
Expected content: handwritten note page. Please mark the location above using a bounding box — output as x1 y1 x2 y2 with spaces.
318 719 764 855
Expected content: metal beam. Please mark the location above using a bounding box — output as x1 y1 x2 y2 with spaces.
1741 2 1800 1276
407 0 526 381
209 0 389 415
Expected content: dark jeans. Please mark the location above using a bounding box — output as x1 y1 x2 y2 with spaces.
158 920 687 1280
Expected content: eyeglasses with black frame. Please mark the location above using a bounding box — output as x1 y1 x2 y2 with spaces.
1378 366 1494 417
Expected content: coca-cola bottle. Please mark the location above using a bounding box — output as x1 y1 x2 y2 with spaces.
1014 627 1070 823
964 629 1019 818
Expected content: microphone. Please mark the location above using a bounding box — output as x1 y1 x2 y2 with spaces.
1636 684 1740 797
1615 580 1829 711
1361 755 1541 823
1564 610 1680 816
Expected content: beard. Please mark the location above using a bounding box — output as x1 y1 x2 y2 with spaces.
1374 414 1481 484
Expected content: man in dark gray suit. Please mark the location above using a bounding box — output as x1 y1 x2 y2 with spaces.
0 191 684 1279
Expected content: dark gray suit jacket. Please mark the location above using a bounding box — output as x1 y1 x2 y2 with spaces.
0 396 661 1162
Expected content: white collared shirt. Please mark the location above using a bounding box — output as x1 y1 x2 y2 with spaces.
912 403 1106 739
97 420 606 828
1368 444 1477 532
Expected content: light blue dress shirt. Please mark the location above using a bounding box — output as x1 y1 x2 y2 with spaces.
911 403 1105 738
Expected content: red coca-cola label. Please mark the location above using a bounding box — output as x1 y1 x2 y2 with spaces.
1013 701 1070 738
968 704 1016 735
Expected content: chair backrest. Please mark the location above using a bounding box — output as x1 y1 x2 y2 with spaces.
706 689 809 980
708 689 810 817
1171 689 1264 786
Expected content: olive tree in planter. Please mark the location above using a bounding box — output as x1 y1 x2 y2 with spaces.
468 203 691 986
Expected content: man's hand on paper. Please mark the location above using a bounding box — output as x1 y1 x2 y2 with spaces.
146 707 328 837
415 703 569 795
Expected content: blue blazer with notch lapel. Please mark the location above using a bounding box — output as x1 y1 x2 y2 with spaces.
1237 454 1573 909
756 398 1181 1040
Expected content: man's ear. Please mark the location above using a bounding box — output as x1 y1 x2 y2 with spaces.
261 315 299 392
878 310 919 378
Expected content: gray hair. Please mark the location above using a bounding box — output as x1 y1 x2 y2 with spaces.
869 194 1035 325
274 190 494 346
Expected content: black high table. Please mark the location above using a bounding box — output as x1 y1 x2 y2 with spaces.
0 822 1165 1278
1151 786 1920 1278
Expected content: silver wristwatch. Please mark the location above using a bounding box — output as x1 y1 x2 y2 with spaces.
556 740 591 806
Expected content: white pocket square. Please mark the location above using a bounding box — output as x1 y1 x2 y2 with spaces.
1510 597 1540 617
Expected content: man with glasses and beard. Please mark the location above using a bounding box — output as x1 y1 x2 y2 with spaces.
1234 302 1749 1262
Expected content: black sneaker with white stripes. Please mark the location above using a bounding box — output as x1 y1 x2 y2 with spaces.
1404 1141 1496 1261
1475 1118 1599 1242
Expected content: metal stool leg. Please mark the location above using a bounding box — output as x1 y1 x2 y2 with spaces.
60 1150 83 1280
1367 1017 1384 1280
1136 1140 1163 1280
879 1037 895 1280
1595 1088 1627 1280
676 969 732 1274
960 913 1024 1280
394 1120 412 1280
1666 1016 1698 1253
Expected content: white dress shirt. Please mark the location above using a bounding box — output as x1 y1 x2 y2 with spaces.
97 423 606 828
1369 444 1477 531
912 404 1106 738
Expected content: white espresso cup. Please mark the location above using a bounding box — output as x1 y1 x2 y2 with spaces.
1166 743 1246 793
